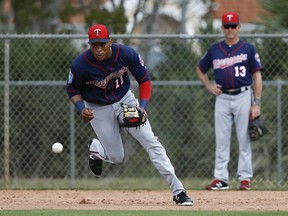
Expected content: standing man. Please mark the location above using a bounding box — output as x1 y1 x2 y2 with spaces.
66 24 193 205
196 12 263 190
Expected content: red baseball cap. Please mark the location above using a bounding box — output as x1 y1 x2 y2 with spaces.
88 24 110 44
222 12 239 25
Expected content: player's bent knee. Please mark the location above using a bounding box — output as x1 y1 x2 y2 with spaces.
109 154 124 164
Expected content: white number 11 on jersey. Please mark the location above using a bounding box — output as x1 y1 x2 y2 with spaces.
115 76 124 88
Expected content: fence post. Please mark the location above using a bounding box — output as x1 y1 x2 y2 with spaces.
3 39 10 189
276 80 283 186
69 103 76 188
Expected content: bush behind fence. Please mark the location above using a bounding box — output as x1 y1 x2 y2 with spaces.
0 34 288 189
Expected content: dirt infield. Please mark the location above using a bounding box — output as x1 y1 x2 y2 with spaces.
1 190 288 211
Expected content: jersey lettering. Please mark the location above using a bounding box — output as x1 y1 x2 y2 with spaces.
85 66 129 89
213 54 248 69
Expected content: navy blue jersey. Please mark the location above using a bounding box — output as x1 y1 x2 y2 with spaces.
198 39 263 90
66 43 150 105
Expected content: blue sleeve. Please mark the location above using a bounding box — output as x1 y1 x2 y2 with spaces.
66 66 85 99
198 49 213 73
126 48 150 84
248 44 263 72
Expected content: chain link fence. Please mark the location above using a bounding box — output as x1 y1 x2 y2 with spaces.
1 34 288 190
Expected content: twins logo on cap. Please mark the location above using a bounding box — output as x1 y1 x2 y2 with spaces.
88 24 110 44
93 28 102 36
222 12 239 25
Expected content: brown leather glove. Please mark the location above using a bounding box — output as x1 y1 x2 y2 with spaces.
119 104 147 127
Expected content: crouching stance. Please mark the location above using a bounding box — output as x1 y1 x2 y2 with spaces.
66 24 193 206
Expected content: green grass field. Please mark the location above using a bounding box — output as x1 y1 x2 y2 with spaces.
2 177 286 190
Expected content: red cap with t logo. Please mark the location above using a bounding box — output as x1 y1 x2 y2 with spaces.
88 24 110 44
222 12 239 25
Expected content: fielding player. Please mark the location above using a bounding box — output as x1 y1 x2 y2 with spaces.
66 24 193 206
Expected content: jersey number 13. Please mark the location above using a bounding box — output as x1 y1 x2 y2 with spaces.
234 66 246 77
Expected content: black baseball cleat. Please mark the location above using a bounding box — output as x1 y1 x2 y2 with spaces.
88 155 103 177
173 191 193 206
88 139 103 177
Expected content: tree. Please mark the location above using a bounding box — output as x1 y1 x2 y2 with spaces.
84 5 128 34
11 0 58 33
259 0 288 31
3 0 129 34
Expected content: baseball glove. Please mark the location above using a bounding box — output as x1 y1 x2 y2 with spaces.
120 103 147 128
249 116 269 141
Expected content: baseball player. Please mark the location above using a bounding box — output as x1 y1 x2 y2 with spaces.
196 12 263 190
66 24 193 206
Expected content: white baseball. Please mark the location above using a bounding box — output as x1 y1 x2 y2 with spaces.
52 142 63 153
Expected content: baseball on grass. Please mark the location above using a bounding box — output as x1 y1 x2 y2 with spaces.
52 142 63 153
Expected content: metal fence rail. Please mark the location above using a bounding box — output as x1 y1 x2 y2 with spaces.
1 34 288 190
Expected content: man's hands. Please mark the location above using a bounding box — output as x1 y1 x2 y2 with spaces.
250 104 261 121
82 107 94 122
206 83 223 95
196 67 222 95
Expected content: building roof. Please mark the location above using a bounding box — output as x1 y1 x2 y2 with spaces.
213 0 265 24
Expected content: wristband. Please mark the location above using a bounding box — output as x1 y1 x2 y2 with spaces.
75 100 85 113
253 97 261 106
140 99 149 110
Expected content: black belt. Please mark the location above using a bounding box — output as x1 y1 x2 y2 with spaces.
222 86 248 95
